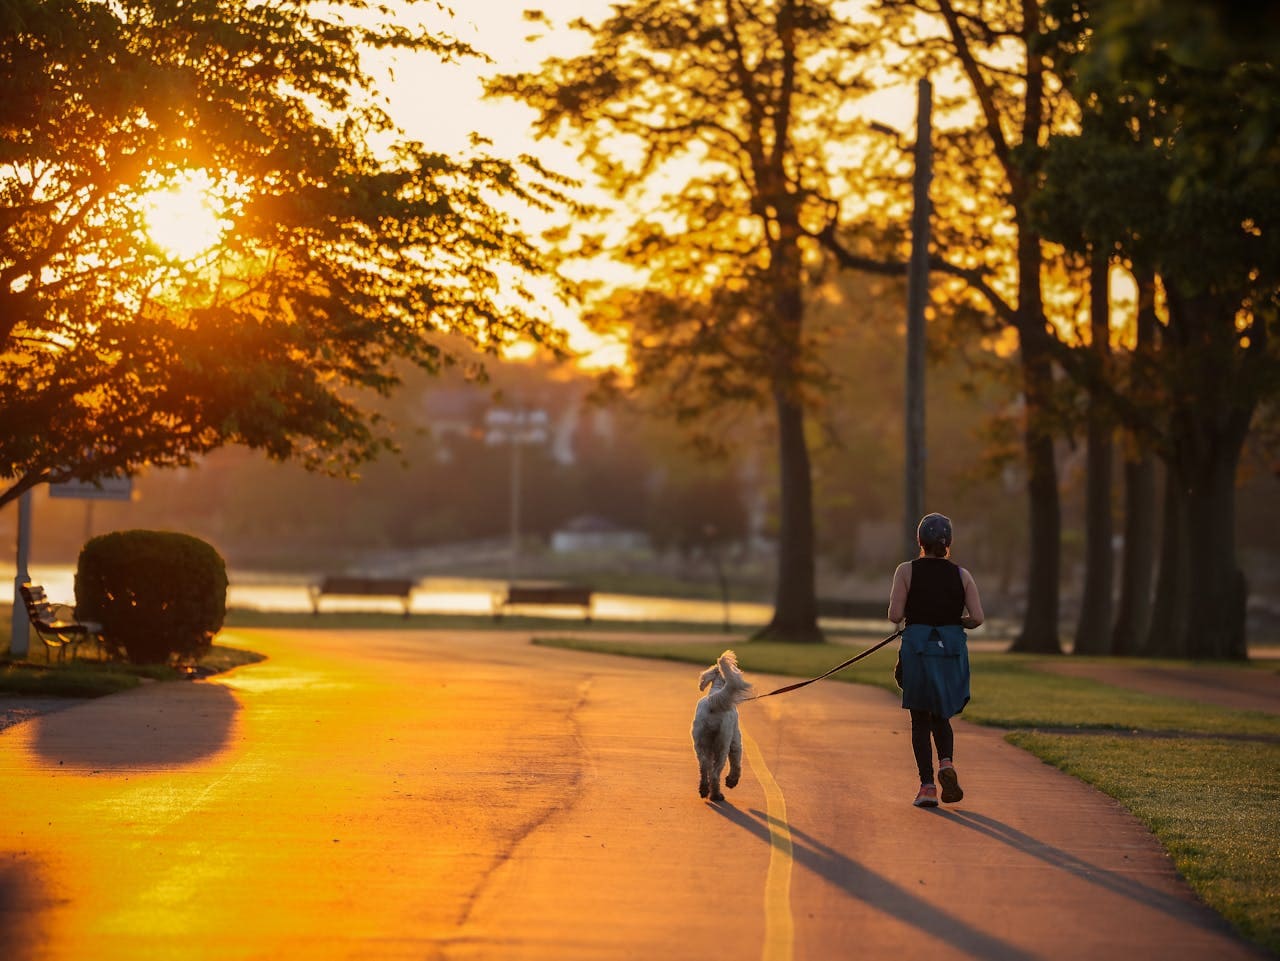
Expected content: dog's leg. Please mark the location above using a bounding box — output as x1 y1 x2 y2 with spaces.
695 742 712 797
725 727 743 789
709 750 726 802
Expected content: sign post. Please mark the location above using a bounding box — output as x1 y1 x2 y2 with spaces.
484 408 548 583
8 477 133 657
10 490 34 657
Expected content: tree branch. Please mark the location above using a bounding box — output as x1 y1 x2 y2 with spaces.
935 0 1013 179
813 221 1018 326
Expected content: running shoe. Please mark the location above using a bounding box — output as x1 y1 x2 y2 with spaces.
913 783 939 808
938 761 964 803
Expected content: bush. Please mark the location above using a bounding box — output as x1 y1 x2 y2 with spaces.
76 530 228 664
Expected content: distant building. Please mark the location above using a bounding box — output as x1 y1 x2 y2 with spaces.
551 514 650 554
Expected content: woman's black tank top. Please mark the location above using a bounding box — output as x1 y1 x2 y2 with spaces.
903 557 965 626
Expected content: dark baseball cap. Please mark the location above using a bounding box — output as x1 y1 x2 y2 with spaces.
917 513 953 548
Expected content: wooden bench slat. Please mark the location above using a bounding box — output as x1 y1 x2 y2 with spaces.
309 576 415 617
18 583 103 662
494 584 594 621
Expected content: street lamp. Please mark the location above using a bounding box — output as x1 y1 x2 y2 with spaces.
484 406 549 583
874 78 934 561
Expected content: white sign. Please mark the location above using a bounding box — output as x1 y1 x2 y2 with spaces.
49 477 134 501
484 408 549 445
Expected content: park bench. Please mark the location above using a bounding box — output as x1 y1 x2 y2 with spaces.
309 576 415 617
493 583 594 622
18 582 104 662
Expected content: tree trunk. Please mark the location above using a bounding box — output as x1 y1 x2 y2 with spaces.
1180 452 1248 659
1110 449 1158 654
1110 270 1159 656
1164 289 1253 660
1010 227 1062 654
1145 466 1190 656
1073 248 1114 655
757 222 823 644
758 389 823 643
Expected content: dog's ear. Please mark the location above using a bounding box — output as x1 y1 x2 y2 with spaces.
698 665 719 690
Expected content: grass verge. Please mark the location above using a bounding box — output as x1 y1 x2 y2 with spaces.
532 635 1280 957
1 643 266 699
1007 732 1280 956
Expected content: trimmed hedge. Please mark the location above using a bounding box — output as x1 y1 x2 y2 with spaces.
76 530 228 664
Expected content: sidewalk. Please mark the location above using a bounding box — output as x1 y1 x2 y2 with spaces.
0 628 1273 960
0 694 82 733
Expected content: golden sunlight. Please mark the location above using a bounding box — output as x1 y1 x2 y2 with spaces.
141 169 229 262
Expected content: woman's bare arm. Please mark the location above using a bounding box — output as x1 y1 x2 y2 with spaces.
887 562 911 624
960 568 984 628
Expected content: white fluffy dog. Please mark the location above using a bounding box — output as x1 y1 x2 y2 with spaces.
691 650 753 802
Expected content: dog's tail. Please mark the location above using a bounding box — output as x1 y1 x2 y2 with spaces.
698 664 720 691
704 649 753 710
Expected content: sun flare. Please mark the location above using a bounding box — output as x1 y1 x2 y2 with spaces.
141 170 230 262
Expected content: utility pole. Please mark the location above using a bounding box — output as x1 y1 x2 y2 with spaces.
904 77 933 560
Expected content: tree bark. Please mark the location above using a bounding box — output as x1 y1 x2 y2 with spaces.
757 215 823 644
1110 270 1160 656
1073 248 1114 654
1180 452 1248 659
758 388 824 643
1007 19 1062 654
1110 449 1158 654
1164 290 1253 660
1010 222 1062 654
1145 466 1190 656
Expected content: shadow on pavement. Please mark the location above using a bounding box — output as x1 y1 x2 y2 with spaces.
940 808 1236 934
0 857 47 961
31 682 239 770
710 802 1038 961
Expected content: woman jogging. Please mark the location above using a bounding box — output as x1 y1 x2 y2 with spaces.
887 512 985 808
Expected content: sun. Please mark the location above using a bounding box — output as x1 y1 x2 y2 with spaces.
140 169 231 262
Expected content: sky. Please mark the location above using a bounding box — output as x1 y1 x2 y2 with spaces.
364 1 925 369
377 2 645 368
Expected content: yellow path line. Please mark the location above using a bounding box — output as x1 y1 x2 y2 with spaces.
743 728 794 961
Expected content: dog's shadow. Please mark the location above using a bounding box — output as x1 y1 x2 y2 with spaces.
708 802 1225 961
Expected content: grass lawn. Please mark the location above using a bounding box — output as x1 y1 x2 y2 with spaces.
532 635 1280 957
1007 731 1279 956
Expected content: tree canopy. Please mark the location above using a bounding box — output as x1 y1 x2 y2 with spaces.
0 0 569 508
487 0 881 641
1030 0 1280 657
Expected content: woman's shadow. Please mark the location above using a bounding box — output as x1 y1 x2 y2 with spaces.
710 801 1230 961
711 801 1038 961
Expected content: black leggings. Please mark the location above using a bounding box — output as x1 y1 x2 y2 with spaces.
909 709 954 784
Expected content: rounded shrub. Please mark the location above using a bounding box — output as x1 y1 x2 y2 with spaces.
75 530 228 665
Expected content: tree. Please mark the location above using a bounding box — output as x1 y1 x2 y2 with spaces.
1110 269 1159 655
1034 0 1280 658
487 1 877 642
1071 246 1114 654
823 0 1073 653
0 0 568 509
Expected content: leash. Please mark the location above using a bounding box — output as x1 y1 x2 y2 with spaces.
744 629 903 701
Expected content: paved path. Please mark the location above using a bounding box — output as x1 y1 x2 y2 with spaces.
0 629 1270 960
